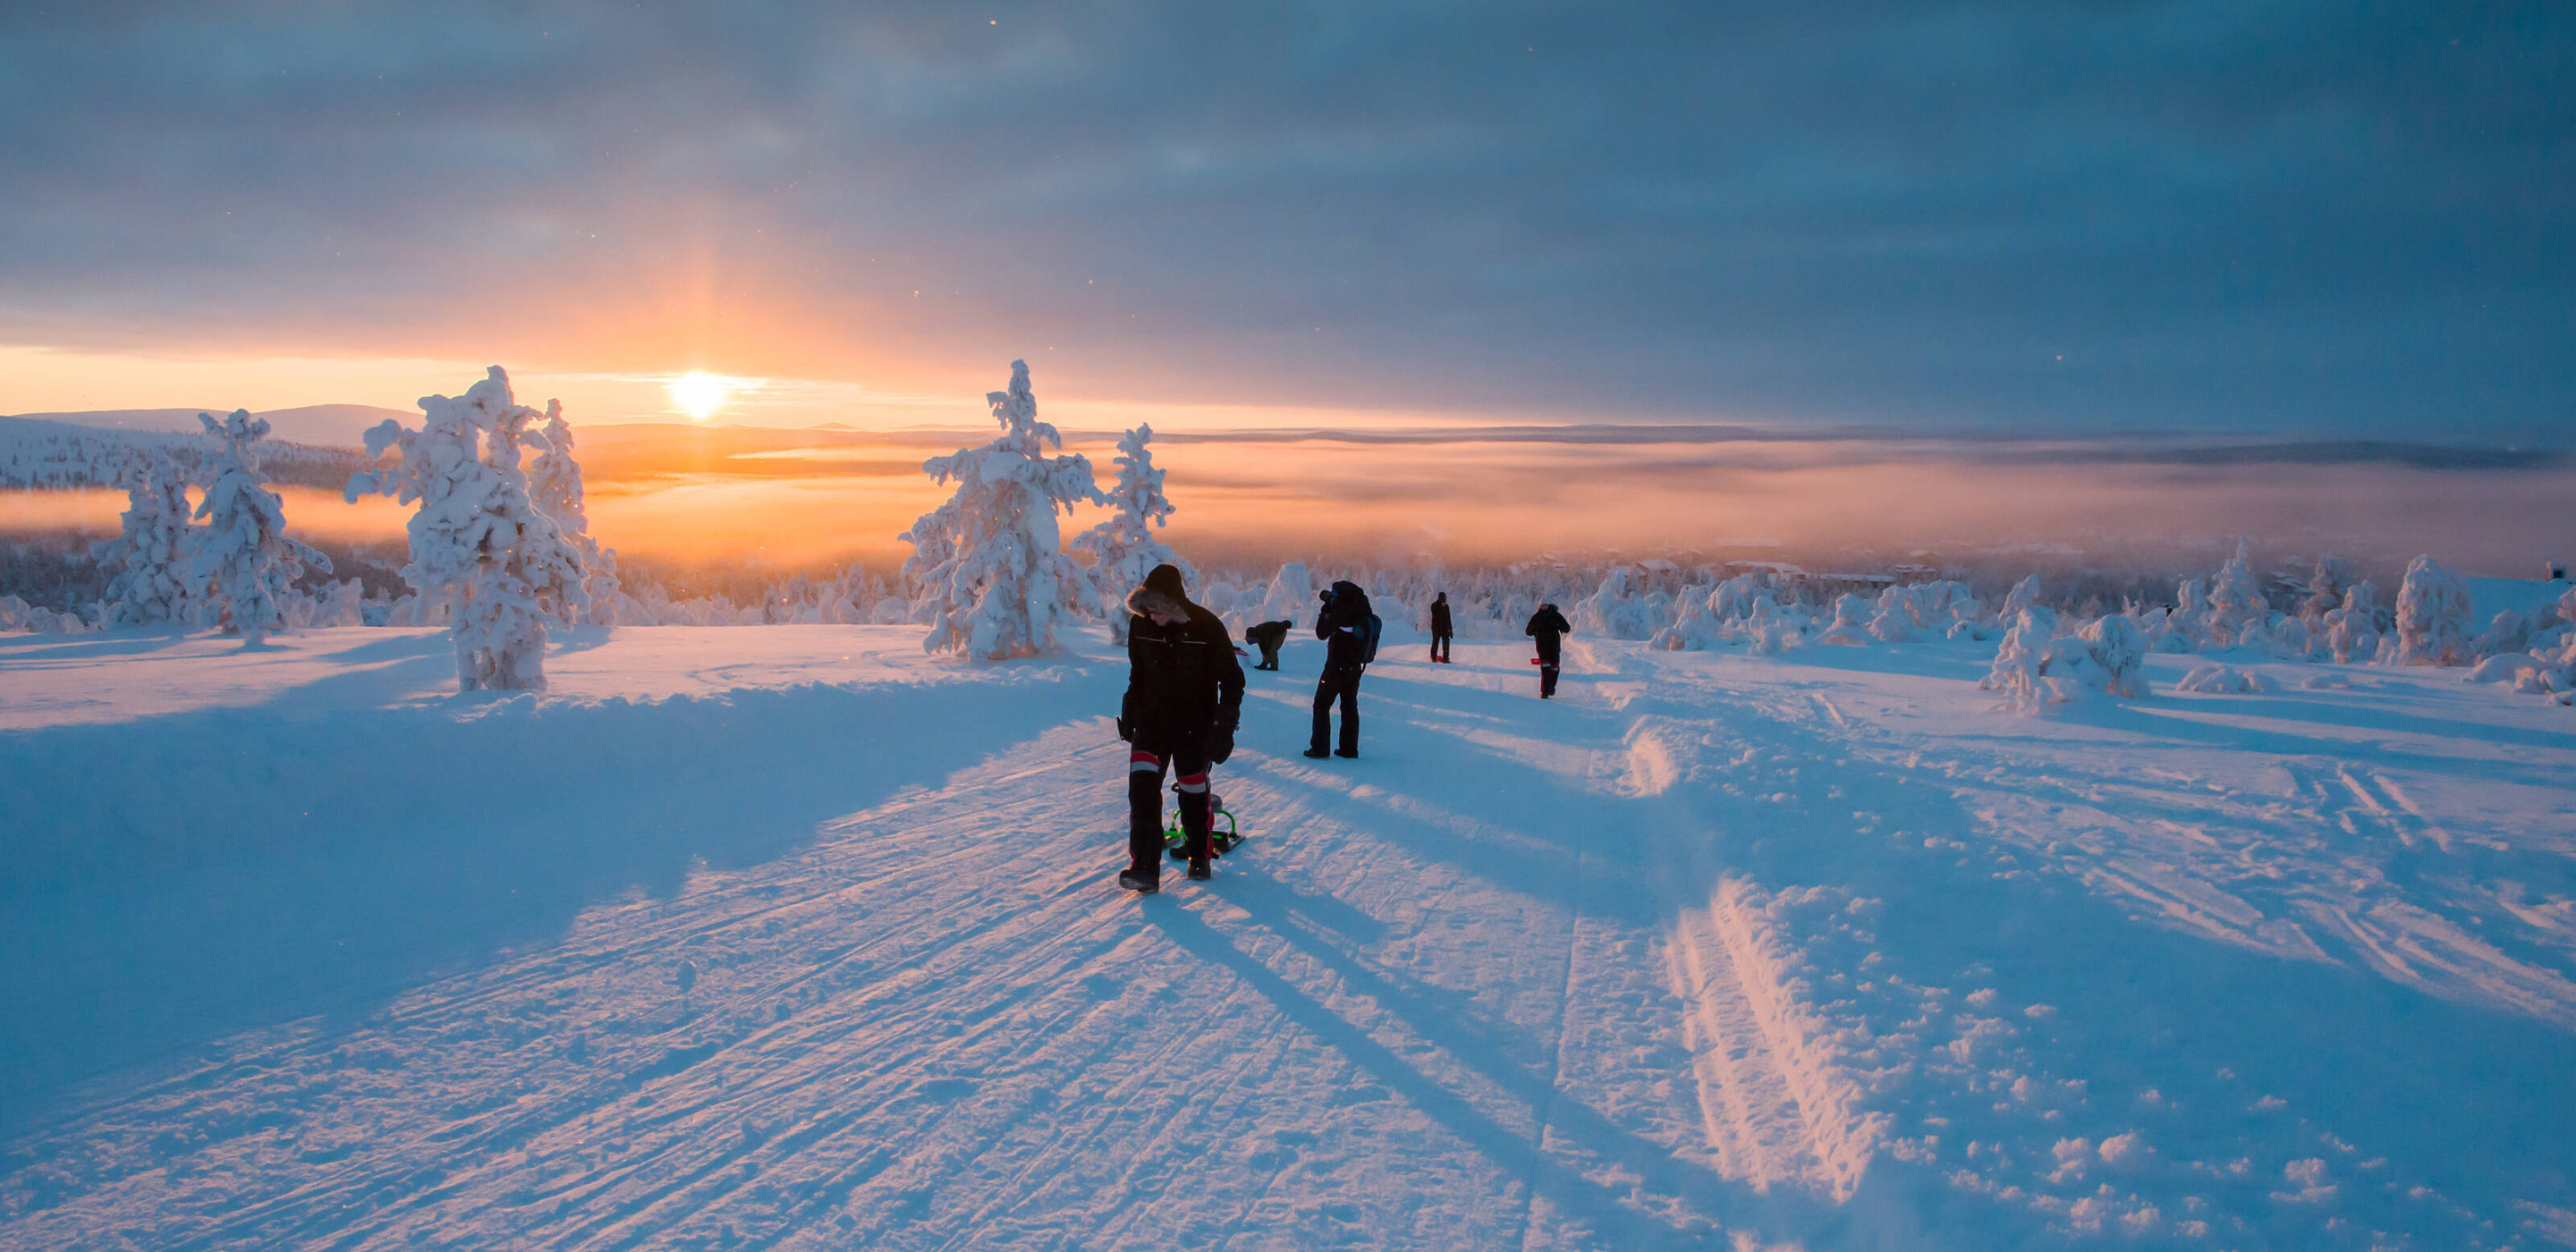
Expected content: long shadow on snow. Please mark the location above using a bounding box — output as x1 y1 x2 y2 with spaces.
1641 687 2576 1231
0 630 196 664
1148 900 1880 1251
1213 673 1936 1246
0 659 1120 1138
1243 658 2573 1237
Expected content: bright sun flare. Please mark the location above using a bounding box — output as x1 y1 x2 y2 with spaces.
668 370 730 421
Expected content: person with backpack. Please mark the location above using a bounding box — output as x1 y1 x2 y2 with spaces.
1306 579 1376 758
1117 563 1244 891
1428 591 1453 664
1242 619 1292 671
1525 601 1572 699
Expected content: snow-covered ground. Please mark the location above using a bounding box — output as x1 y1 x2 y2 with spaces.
3 623 2571 1249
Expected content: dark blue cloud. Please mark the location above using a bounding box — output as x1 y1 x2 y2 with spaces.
0 0 2568 440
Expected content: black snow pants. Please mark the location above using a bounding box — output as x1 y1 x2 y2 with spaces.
1256 639 1283 671
1129 739 1213 880
1536 640 1561 698
1310 666 1362 755
1430 632 1452 663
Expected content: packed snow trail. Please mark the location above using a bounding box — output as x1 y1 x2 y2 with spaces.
3 624 2572 1248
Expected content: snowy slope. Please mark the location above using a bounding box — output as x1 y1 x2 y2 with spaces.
2 625 2571 1249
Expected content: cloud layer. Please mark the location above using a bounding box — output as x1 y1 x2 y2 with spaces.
2 2 2569 439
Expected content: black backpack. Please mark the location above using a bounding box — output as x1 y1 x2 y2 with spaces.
1359 612 1383 664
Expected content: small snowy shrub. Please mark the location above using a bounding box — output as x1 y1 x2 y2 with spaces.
2207 537 2267 647
1574 566 1669 641
1982 607 2068 713
2391 555 2473 666
2000 574 2043 623
1259 562 1313 626
1748 595 1806 655
2302 557 2357 622
2083 613 2150 698
2169 578 2211 651
2323 583 2381 664
347 368 589 691
1818 593 1875 646
899 360 1102 661
2472 610 2532 659
1071 424 1191 646
96 449 198 627
1866 586 1917 643
2174 664 2275 694
191 410 331 645
1982 605 2141 712
526 405 635 626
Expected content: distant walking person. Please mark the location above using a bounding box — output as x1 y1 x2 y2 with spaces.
1306 580 1376 758
1243 619 1292 671
1428 591 1453 664
1525 601 1571 699
1117 564 1244 891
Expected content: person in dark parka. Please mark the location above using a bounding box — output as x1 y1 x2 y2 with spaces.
1306 580 1371 758
1428 592 1453 663
1525 601 1572 699
1118 564 1245 891
1242 619 1292 671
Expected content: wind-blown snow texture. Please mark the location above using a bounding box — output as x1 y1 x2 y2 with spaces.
3 623 2572 1249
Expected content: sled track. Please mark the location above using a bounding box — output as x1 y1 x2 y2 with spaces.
1661 880 1877 1201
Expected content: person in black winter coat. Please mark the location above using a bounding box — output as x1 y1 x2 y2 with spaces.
1306 579 1371 758
1118 563 1245 891
1242 619 1292 671
1525 601 1571 698
1428 592 1453 664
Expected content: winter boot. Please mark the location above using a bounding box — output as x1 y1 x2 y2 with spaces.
1118 867 1159 893
1186 858 1213 881
1302 747 1330 758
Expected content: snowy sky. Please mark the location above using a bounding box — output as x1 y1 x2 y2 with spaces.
1 2 2570 441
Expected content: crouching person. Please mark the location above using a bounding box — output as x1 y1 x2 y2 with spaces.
1117 564 1245 892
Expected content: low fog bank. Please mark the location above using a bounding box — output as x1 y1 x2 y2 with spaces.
4 427 2568 620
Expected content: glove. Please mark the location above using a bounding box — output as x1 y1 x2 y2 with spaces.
1209 707 1240 764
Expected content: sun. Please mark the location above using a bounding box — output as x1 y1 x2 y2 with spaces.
668 370 731 421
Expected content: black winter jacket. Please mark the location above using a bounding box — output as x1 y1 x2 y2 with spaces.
1315 580 1374 673
1243 620 1292 651
1525 605 1571 649
1123 604 1246 748
1429 597 1453 637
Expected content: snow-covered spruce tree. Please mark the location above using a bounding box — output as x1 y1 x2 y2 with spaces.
2207 537 2267 647
96 448 197 627
1070 423 1191 646
347 367 589 691
525 403 634 625
2390 554 2474 666
899 360 1102 660
189 410 330 645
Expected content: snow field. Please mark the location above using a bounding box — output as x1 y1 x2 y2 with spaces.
2 623 2572 1248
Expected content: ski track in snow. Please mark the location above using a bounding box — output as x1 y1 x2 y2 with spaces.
3 625 2572 1248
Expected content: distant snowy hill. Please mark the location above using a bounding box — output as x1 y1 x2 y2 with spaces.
0 413 382 491
5 403 416 449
